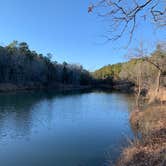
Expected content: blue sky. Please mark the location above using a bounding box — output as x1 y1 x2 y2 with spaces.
0 0 165 71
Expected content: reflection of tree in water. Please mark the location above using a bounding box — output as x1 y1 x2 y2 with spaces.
0 89 91 110
0 90 92 138
0 92 43 138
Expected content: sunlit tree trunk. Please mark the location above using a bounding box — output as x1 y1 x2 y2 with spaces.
156 70 161 93
135 63 142 110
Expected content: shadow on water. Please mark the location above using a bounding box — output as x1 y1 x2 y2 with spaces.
0 89 92 109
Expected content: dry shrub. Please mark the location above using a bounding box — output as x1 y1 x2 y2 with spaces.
115 106 166 166
116 128 166 166
130 106 166 133
148 87 166 104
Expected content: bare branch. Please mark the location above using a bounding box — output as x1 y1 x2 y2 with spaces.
90 0 166 43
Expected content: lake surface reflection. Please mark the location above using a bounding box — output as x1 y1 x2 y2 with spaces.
0 90 134 166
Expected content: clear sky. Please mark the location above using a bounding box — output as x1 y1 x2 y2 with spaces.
0 0 165 71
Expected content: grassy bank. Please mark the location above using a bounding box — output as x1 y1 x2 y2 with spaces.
115 105 166 166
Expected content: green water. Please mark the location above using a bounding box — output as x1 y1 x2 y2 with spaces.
0 90 134 166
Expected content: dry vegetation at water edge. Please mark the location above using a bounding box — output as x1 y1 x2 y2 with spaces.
115 105 166 166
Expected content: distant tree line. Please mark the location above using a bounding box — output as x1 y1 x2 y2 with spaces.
93 44 166 90
93 63 122 80
0 41 165 95
0 41 92 88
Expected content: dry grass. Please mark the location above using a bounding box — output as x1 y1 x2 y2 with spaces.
148 87 166 104
130 106 166 134
115 105 166 166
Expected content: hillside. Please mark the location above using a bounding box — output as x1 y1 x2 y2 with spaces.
93 63 123 80
93 48 166 88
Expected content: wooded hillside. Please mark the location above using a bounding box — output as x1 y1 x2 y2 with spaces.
0 41 92 90
93 45 166 89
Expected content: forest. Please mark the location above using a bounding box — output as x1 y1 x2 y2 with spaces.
0 41 92 91
94 44 166 95
0 41 165 97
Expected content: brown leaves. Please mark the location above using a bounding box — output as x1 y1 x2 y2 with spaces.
88 5 94 13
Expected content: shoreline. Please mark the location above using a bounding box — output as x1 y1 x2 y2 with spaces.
115 105 166 166
0 82 135 93
0 83 93 93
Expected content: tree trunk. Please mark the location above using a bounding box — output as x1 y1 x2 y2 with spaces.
156 70 161 93
135 71 142 110
136 85 141 109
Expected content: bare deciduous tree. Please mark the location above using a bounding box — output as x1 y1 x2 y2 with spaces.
89 0 166 43
121 43 146 109
129 42 166 103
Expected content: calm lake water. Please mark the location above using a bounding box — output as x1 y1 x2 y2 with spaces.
0 90 134 166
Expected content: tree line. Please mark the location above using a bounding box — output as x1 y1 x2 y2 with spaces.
0 41 165 97
93 44 166 100
0 41 92 88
